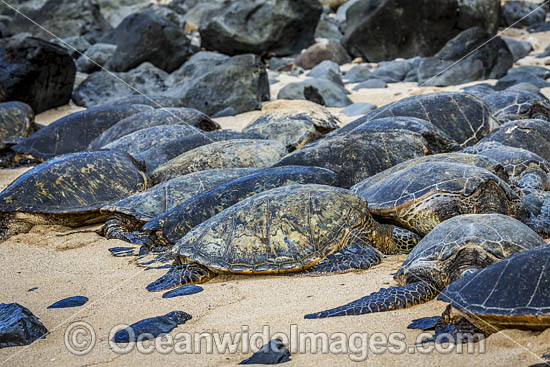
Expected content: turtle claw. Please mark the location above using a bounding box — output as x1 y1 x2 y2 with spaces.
304 282 438 319
146 264 216 292
303 242 382 275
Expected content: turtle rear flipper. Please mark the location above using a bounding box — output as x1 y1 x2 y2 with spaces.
303 242 382 275
146 263 216 292
304 282 438 319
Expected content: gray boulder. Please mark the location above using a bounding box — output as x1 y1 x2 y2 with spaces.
341 0 500 62
295 42 351 70
0 35 76 114
418 27 513 86
502 37 533 61
101 11 196 72
199 0 323 56
76 43 117 73
72 62 168 107
306 60 344 86
168 53 270 115
10 0 112 41
277 78 352 107
501 1 547 27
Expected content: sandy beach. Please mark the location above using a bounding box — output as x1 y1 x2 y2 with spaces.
1 25 550 367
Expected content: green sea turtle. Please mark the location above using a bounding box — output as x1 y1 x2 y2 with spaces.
304 214 546 318
133 130 264 172
351 153 509 192
480 90 550 123
331 92 494 147
275 130 429 188
88 107 219 150
438 244 550 334
108 95 186 108
347 117 459 154
142 166 339 246
100 125 201 156
479 119 550 162
150 139 288 183
462 141 550 191
0 102 35 142
146 184 420 291
8 104 152 161
242 109 339 151
351 162 528 236
0 151 147 241
101 168 263 242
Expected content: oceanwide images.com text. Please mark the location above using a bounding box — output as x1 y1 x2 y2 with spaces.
64 322 486 361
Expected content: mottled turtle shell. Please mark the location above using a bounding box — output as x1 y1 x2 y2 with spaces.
481 90 550 122
333 92 494 147
463 141 550 190
143 166 339 245
439 245 550 333
395 214 546 290
0 151 147 216
172 184 370 273
354 162 524 235
107 95 185 108
260 99 341 133
243 113 321 151
100 125 200 156
242 108 340 151
101 168 262 223
351 153 508 193
151 139 288 183
349 117 459 154
11 105 152 160
275 129 429 188
88 107 219 150
480 119 550 162
133 130 264 172
0 102 34 141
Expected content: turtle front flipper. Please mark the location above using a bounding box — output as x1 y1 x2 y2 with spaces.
303 242 382 275
104 218 152 245
304 281 438 319
146 263 216 292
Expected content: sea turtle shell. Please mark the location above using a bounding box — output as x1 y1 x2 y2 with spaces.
0 151 147 239
242 107 340 151
275 129 429 188
332 92 494 147
133 130 264 172
0 102 35 141
463 141 550 190
351 153 508 193
142 166 339 245
101 168 262 225
10 104 152 160
479 119 550 162
100 125 200 156
88 107 219 150
171 184 373 273
480 90 550 122
353 162 526 235
150 139 287 183
107 95 186 108
439 245 550 333
348 116 459 154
